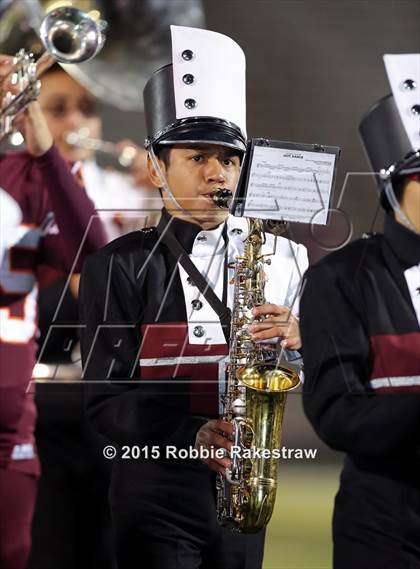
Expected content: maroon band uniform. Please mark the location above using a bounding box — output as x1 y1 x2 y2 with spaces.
0 146 106 569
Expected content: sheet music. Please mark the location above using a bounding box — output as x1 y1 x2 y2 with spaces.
241 145 337 224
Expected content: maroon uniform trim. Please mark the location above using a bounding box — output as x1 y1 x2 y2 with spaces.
369 332 420 392
139 323 228 416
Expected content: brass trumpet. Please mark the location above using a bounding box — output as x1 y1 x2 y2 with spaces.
65 128 138 168
0 5 106 140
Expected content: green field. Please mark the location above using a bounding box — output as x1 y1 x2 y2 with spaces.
263 463 341 569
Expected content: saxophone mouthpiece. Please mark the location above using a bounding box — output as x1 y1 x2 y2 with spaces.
212 188 233 209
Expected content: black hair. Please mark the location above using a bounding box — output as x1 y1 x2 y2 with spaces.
154 145 172 167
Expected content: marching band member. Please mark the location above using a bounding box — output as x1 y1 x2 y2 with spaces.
29 63 159 569
300 55 420 568
38 63 162 239
0 54 106 569
79 26 307 569
33 62 162 361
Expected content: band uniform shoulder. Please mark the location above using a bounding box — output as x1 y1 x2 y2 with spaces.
95 226 158 258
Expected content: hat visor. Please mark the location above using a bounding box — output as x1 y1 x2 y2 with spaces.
392 151 420 178
158 130 246 152
155 119 246 152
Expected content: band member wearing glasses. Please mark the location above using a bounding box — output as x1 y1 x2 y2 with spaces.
28 63 161 569
300 55 420 568
0 55 106 569
38 63 162 238
79 26 307 569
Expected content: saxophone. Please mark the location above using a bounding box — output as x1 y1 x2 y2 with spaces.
212 190 300 533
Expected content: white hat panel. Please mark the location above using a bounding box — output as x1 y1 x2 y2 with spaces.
384 54 420 152
171 25 247 136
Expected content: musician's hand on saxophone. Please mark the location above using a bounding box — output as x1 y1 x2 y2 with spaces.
249 304 302 350
1 54 53 157
194 419 234 475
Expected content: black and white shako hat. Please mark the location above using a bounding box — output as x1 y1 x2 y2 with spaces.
359 54 420 186
143 25 247 152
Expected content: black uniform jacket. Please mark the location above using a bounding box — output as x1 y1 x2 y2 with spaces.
300 215 420 553
78 210 231 452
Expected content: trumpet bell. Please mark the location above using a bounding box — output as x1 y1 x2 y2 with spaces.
40 6 105 64
0 4 107 140
0 0 205 112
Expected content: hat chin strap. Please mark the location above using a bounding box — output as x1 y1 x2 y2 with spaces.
148 146 185 213
149 146 205 223
384 179 419 234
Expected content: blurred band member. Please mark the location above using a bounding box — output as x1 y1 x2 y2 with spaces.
38 63 162 240
0 55 106 569
29 64 161 569
300 55 420 569
34 63 162 366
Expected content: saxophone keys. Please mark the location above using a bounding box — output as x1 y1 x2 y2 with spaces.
240 423 254 448
232 397 246 415
242 459 253 477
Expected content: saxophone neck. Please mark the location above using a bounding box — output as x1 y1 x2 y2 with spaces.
247 217 263 236
245 218 265 264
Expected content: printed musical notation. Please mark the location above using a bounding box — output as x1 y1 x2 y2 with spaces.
242 145 337 224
